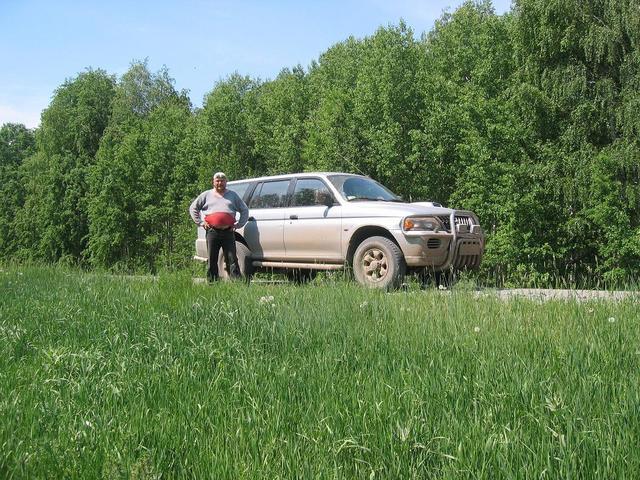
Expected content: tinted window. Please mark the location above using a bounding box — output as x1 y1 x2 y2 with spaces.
291 179 333 207
228 182 251 200
249 180 290 209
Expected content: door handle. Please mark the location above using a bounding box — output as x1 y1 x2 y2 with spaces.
289 215 298 220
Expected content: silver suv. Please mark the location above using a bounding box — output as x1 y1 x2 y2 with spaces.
194 172 484 288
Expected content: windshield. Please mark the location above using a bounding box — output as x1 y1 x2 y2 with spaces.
327 175 402 202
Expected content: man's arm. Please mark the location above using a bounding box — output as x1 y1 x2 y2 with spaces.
189 192 206 226
233 193 249 229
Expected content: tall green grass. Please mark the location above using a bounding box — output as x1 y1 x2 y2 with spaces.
1 266 639 478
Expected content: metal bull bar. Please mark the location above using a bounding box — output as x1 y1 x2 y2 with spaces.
441 210 484 271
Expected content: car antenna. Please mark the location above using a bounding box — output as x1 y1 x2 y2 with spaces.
338 152 367 176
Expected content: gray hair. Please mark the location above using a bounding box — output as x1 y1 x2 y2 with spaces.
213 171 227 180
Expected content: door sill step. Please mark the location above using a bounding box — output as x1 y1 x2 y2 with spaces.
252 261 344 270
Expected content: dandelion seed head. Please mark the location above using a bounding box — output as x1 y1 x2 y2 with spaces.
397 424 410 442
259 295 275 304
438 284 447 291
608 317 616 323
474 326 481 333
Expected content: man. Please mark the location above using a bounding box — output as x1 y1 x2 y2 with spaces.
189 171 249 281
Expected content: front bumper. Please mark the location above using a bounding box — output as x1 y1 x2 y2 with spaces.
399 210 484 271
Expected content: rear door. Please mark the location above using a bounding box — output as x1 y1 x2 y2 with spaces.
243 179 290 259
284 177 343 262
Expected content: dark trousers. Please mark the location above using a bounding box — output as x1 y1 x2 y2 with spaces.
206 228 240 281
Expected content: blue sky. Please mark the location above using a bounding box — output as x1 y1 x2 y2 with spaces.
1 0 512 128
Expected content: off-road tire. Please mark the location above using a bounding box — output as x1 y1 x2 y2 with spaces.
353 236 406 290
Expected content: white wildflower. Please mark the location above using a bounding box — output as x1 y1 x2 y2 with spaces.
359 301 368 309
84 420 93 428
438 284 447 290
259 295 275 305
474 326 481 333
608 317 616 323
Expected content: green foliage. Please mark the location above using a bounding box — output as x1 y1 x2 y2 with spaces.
197 74 262 180
248 66 309 175
0 124 35 259
507 0 640 282
87 61 193 272
304 37 365 173
17 70 115 264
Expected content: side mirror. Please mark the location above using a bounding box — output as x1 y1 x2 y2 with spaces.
316 191 335 207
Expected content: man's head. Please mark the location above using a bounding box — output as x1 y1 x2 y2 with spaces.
213 171 227 193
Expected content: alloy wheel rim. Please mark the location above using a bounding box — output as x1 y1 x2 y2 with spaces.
362 248 388 282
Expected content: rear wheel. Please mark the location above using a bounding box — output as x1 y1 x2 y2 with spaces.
353 236 405 289
218 241 253 281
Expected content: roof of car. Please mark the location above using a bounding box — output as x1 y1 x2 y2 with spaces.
227 172 361 184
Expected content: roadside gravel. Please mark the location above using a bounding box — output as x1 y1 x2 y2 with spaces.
476 288 639 302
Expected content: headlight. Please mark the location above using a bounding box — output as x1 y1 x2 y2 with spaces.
402 216 441 232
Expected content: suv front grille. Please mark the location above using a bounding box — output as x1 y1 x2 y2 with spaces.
455 215 471 226
437 215 472 233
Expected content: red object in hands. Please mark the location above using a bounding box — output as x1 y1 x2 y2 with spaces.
204 212 235 227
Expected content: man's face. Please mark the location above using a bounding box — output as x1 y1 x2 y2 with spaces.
213 176 227 193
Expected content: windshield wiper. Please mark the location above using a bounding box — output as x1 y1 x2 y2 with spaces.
347 196 402 202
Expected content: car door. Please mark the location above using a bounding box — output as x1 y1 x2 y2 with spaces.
284 177 343 262
243 179 290 259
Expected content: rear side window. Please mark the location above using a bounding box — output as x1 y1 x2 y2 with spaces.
228 182 251 200
249 180 290 209
291 179 333 207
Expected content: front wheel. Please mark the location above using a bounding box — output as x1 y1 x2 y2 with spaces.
218 241 253 281
353 236 406 290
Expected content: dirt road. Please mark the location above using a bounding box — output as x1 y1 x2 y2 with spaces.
476 288 638 302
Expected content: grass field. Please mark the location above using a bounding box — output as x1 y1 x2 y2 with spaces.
1 266 639 478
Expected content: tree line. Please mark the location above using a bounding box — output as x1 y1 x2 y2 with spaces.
1 0 639 285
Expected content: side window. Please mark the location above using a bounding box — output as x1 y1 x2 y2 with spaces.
291 179 333 207
228 182 251 200
249 180 290 209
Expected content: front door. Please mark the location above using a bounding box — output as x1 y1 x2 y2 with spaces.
284 178 342 262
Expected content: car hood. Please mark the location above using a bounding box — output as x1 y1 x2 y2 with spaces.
340 200 454 216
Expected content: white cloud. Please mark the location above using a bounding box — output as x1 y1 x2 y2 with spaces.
0 102 43 129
